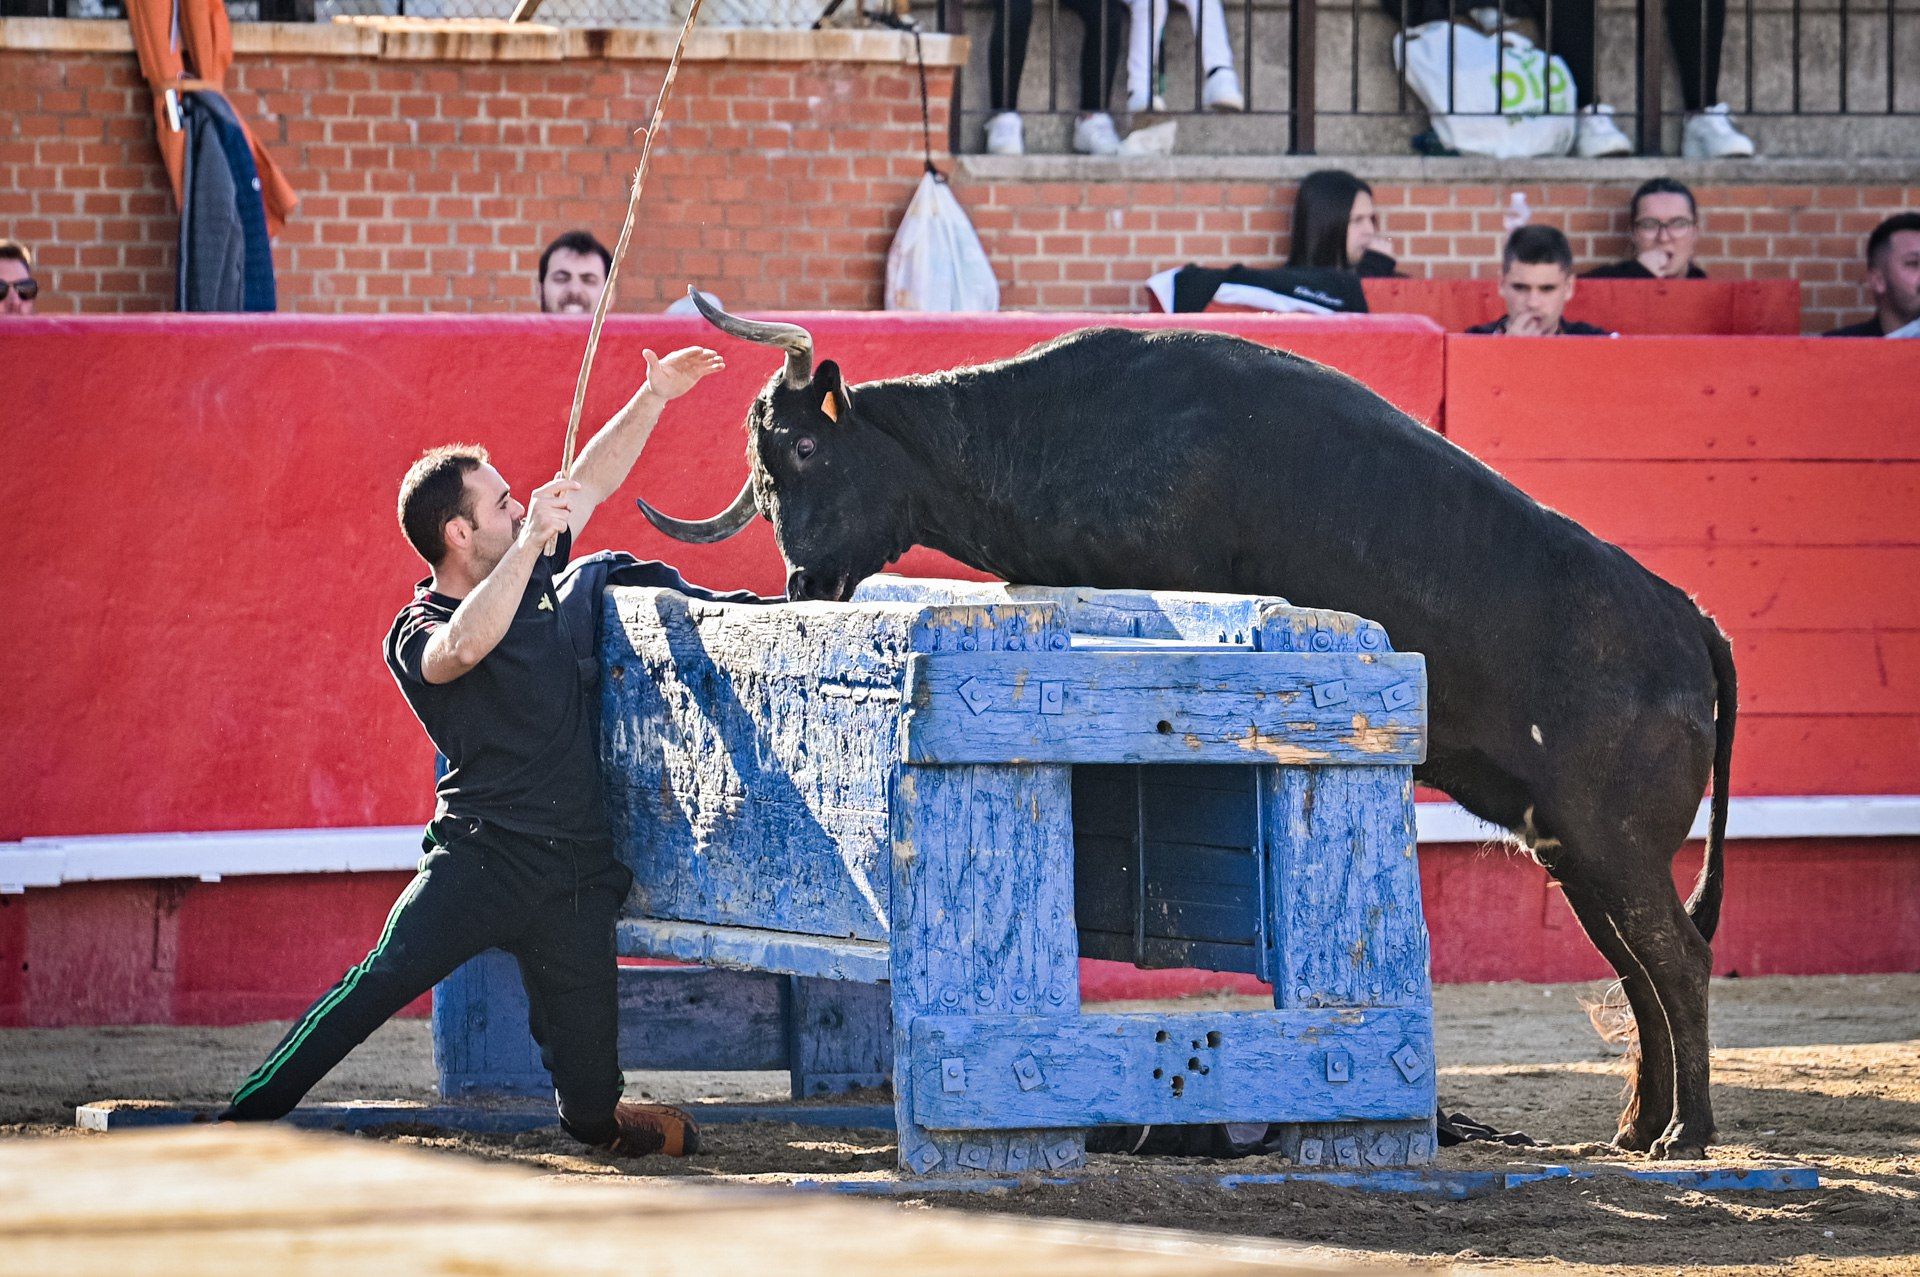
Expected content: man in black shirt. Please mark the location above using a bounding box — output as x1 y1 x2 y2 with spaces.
1824 213 1920 338
1467 226 1613 337
223 344 730 1157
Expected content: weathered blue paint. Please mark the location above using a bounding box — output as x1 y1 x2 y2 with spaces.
592 577 1441 1174
75 1100 896 1134
615 919 890 984
787 977 894 1097
909 1008 1433 1129
902 650 1427 766
1256 604 1437 1169
794 1164 1822 1199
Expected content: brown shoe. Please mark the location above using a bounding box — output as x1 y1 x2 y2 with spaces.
602 1102 701 1158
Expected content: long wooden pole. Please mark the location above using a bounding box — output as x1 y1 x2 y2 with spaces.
557 0 709 482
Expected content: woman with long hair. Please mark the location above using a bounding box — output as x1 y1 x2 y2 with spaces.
1285 170 1401 277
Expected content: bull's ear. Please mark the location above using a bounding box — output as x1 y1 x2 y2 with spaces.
815 360 848 424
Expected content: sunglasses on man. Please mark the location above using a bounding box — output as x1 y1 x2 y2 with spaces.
1 279 38 301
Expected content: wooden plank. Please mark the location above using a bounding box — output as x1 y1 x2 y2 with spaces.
902 651 1427 766
1629 545 1920 631
908 1009 1433 1130
786 976 894 1097
616 919 890 985
853 578 1394 653
890 762 1083 1175
1078 931 1261 975
1261 763 1436 1167
1444 336 1920 462
1487 459 1920 548
603 591 1066 942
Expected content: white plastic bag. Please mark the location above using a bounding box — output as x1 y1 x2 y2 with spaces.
1394 21 1577 159
885 171 1000 312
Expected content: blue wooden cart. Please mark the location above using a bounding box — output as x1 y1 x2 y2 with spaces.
435 577 1437 1176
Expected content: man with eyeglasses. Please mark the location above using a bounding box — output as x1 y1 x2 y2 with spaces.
1584 179 1708 281
1 240 39 315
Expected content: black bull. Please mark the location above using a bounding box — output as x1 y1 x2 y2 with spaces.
645 296 1736 1160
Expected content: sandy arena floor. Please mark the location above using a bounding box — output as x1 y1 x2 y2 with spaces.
3 974 1916 1274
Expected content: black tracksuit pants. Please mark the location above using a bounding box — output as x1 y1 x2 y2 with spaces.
223 818 633 1146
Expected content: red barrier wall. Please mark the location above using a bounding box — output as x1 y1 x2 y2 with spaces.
0 312 1443 845
4 317 1914 1025
1442 336 1920 797
1360 278 1803 336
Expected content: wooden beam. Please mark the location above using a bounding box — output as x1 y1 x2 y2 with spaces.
902 650 1427 765
908 1008 1433 1130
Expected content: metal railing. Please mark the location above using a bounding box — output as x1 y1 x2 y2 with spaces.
932 0 1920 152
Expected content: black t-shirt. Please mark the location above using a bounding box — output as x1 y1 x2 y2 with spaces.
1582 259 1709 280
1823 317 1886 337
385 530 608 843
1464 316 1613 335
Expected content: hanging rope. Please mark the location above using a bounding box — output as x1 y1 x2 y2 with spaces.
557 0 710 483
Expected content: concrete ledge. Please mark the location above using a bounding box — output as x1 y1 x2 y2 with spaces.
0 17 967 67
956 154 1920 184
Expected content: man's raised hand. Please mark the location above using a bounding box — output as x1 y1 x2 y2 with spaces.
522 476 581 551
644 346 725 401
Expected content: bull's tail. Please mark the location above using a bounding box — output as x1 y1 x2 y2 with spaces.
1686 613 1737 944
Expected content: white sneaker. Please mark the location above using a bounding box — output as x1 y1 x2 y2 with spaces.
1683 103 1756 158
985 111 1024 156
1202 67 1244 112
1126 90 1170 113
1574 103 1633 158
1073 111 1122 156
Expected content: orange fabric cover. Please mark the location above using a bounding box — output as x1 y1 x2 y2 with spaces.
127 0 298 235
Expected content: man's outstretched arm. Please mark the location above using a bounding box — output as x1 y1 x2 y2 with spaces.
566 346 725 540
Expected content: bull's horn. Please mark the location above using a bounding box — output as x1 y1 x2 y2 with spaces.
688 286 813 389
635 476 758 544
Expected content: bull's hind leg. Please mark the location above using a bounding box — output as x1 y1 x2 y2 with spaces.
1556 856 1716 1159
1553 880 1676 1151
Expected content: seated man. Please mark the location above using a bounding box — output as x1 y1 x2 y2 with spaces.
1824 213 1920 337
1468 225 1612 336
1584 179 1709 280
538 230 611 315
1 240 39 315
223 345 747 1158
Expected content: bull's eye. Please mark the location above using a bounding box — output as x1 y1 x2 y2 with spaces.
795 436 817 461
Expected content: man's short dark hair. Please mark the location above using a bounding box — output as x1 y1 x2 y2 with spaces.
1629 178 1697 223
1866 212 1920 268
539 230 611 283
399 445 489 566
0 240 32 271
1503 224 1575 274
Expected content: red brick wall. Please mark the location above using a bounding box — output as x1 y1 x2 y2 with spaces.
3 36 1911 332
959 177 1920 335
0 42 953 314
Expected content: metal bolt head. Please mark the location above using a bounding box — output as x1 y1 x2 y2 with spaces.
957 677 992 715
908 1143 942 1174
1012 1054 1046 1091
1312 679 1349 708
941 1057 968 1092
1325 1049 1352 1083
1391 1042 1427 1083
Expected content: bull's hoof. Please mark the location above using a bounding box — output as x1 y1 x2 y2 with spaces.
1611 1122 1660 1154
1649 1125 1713 1161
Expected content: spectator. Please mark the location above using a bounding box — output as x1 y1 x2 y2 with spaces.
1584 179 1708 280
1126 0 1244 115
1467 225 1612 335
1286 171 1401 278
1825 213 1920 337
1390 1 1752 158
539 230 611 315
984 0 1129 156
0 240 39 316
